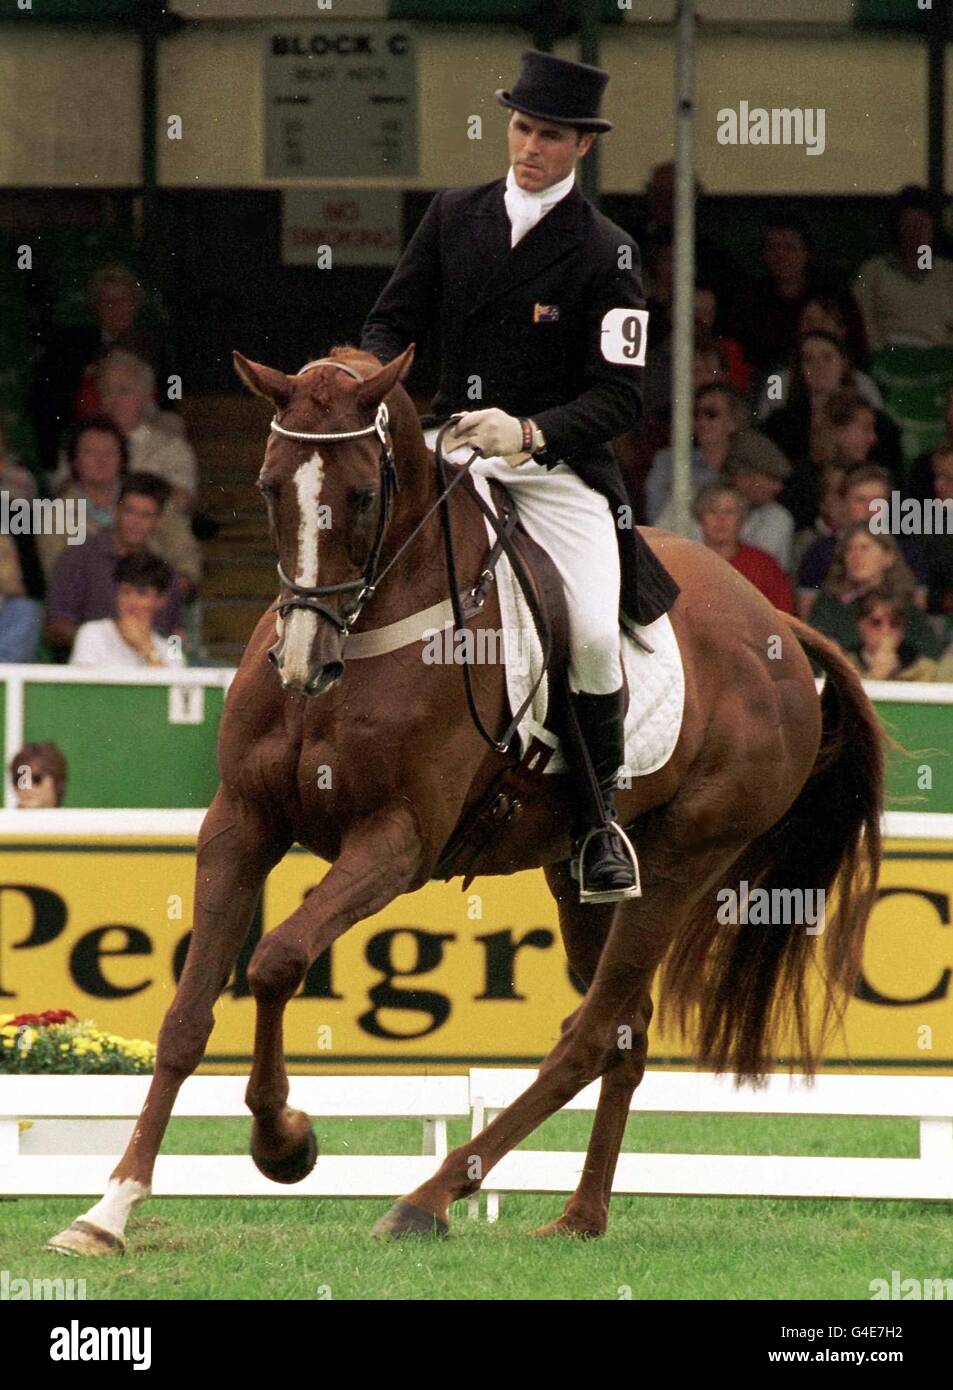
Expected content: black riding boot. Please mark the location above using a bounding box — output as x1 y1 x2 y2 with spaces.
569 687 641 903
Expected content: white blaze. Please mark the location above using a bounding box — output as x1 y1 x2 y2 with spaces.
281 452 325 682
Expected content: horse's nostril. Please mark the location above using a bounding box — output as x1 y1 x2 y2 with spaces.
267 648 279 668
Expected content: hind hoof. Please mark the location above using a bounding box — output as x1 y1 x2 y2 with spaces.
252 1124 319 1185
532 1217 604 1239
47 1220 125 1257
371 1200 449 1241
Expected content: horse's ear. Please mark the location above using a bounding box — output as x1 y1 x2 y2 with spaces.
354 343 415 411
232 351 292 409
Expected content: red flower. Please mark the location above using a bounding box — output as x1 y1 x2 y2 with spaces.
9 1009 77 1028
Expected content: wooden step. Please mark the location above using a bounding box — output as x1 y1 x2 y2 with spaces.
202 598 267 647
202 558 277 600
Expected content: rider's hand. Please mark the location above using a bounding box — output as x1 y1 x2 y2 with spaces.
447 408 532 466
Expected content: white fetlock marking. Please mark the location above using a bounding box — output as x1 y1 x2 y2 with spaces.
78 1178 150 1240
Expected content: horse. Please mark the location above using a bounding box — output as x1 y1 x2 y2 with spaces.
48 343 883 1253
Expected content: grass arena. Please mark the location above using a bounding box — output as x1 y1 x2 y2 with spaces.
3 1 953 1344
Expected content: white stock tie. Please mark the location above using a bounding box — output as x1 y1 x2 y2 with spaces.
503 166 575 248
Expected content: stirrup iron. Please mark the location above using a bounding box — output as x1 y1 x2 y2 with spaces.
571 820 642 904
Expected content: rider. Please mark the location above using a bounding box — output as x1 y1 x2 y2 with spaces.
361 50 680 903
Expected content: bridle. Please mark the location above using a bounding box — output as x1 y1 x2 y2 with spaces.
268 360 399 637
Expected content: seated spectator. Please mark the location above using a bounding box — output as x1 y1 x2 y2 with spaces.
70 552 183 669
919 443 953 619
809 523 943 659
762 334 903 528
848 591 941 682
854 186 953 353
97 350 203 584
0 536 42 662
647 383 749 526
8 740 68 808
734 211 865 373
791 465 846 575
723 431 794 570
29 263 171 477
0 414 45 655
694 480 794 612
756 293 879 420
39 415 127 575
45 472 183 657
797 464 928 617
694 281 754 395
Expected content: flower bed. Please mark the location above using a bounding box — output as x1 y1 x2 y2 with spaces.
0 1011 155 1074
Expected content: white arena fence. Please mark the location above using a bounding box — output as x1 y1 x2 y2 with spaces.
2 1070 952 1217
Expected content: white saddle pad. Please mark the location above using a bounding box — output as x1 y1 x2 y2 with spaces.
470 474 685 777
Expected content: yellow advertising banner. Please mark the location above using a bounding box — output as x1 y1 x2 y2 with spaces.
1 835 951 1071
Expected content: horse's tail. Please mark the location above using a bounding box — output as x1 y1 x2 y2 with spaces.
659 616 883 1081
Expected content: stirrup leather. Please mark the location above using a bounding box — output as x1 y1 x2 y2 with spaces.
571 820 643 903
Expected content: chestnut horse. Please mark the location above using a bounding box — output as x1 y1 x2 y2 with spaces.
49 344 882 1254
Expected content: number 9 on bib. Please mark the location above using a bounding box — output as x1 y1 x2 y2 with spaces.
600 308 649 366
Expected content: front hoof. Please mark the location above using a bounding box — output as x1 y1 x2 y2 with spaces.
532 1217 604 1239
371 1200 449 1241
252 1123 319 1185
47 1220 125 1257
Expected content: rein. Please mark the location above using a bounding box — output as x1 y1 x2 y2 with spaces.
268 360 546 755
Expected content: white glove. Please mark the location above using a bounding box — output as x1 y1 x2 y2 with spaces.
446 408 531 468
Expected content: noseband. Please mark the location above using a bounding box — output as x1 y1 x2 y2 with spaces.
268 360 399 637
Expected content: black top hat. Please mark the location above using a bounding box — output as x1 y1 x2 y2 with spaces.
496 50 613 133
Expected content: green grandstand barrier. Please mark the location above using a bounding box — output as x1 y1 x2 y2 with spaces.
0 669 950 814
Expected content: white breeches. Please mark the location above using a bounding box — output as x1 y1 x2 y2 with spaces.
425 429 623 694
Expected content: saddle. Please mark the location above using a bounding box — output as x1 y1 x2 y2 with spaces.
432 470 625 887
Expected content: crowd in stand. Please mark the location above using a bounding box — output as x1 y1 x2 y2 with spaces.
0 265 208 667
630 177 953 682
3 182 953 683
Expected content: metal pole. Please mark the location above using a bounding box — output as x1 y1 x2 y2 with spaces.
669 0 696 538
578 0 601 207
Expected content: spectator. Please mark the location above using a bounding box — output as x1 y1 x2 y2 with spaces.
70 552 182 669
756 293 879 420
636 162 745 311
919 443 953 619
734 212 864 372
848 590 943 682
97 351 203 586
8 741 67 808
797 464 928 617
45 472 183 656
0 414 45 655
762 334 903 528
647 383 749 526
0 536 42 661
791 464 847 575
694 480 794 612
854 185 953 353
29 264 170 476
38 415 127 575
809 523 942 659
723 430 795 571
694 281 754 395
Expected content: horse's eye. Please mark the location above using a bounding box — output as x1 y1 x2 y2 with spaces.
349 488 376 514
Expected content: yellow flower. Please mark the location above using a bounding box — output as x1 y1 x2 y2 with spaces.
0 1014 13 1027
0 1024 17 1038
